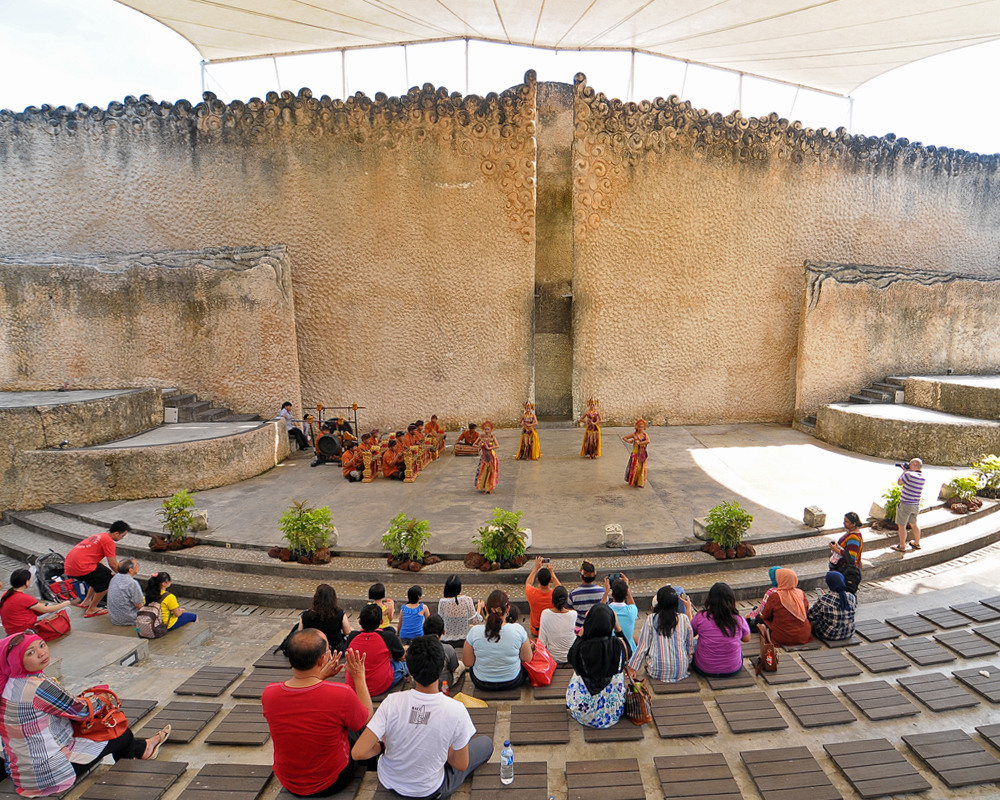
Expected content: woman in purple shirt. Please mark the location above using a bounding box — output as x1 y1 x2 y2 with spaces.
690 583 750 677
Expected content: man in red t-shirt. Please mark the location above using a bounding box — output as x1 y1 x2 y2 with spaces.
262 629 373 796
63 520 130 618
524 556 561 637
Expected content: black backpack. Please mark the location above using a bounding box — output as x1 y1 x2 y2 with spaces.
839 555 862 595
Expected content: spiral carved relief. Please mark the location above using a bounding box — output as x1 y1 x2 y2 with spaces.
573 73 1000 239
0 73 537 244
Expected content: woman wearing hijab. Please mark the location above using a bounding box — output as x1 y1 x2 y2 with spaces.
566 604 630 728
759 568 812 646
744 566 782 632
807 572 858 641
0 632 171 797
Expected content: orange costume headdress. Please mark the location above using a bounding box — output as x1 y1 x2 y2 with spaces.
482 420 494 432
634 418 647 430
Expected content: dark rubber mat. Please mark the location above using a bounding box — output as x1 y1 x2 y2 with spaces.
531 668 572 700
582 718 645 742
566 758 645 800
119 698 158 725
903 729 1000 788
885 615 935 636
761 656 812 685
854 619 899 642
740 746 841 800
231 668 289 700
897 672 980 711
801 650 862 680
847 644 910 674
824 738 930 798
205 704 270 746
934 629 998 659
137 701 223 744
951 602 1000 623
79 760 188 800
839 680 920 721
509 704 570 745
953 664 1000 702
646 674 700 694
173 666 245 697
471 761 547 800
892 637 956 667
705 666 756 690
655 753 741 800
650 695 717 738
778 686 856 728
177 763 272 800
916 607 970 629
715 691 787 733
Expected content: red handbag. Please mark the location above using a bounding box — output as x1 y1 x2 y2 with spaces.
72 688 129 742
524 640 557 687
33 610 71 642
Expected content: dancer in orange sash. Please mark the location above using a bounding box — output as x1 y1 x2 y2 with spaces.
475 421 500 494
622 419 649 487
516 402 540 460
580 399 602 459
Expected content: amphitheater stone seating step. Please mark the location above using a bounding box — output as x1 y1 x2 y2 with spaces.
79 759 188 800
565 758 645 800
892 637 956 667
896 672 980 711
741 745 840 800
176 763 272 800
953 664 1000 701
650 695 716 738
823 738 931 798
204 704 270 746
801 650 862 679
654 753 741 800
839 680 920 721
715 692 788 733
933 629 998 659
903 729 1000 788
778 687 856 728
136 701 222 744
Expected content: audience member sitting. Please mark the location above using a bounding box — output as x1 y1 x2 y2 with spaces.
0 569 73 640
296 583 352 653
628 586 694 683
369 583 394 629
145 572 198 632
437 575 484 649
352 635 493 800
453 423 479 455
525 557 560 637
463 590 531 691
566 604 630 728
0 632 170 797
341 441 363 482
345 604 408 697
538 586 577 663
63 520 130 618
423 614 460 689
758 568 812 647
745 566 782 632
604 573 638 647
830 512 864 577
808 571 858 642
569 561 604 626
262 630 372 798
108 559 144 627
278 401 310 451
397 585 430 645
690 583 751 677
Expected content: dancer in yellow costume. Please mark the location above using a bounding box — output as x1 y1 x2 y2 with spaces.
475 421 500 493
622 419 649 487
580 398 602 459
516 402 540 460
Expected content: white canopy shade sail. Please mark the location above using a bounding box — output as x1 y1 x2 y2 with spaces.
115 1 1000 96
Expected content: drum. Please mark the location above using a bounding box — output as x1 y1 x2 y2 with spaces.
316 434 342 457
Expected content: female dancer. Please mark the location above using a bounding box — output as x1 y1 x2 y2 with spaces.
516 402 540 460
475 421 500 493
622 419 649 487
580 398 602 459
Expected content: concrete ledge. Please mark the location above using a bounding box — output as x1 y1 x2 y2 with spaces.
905 375 1000 421
8 420 289 509
816 403 1000 466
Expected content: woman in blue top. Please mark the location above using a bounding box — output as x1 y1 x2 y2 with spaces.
397 585 430 645
463 590 532 691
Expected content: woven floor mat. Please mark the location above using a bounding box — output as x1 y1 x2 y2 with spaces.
509 704 570 745
903 728 1000 788
801 650 862 680
896 672 979 712
79 760 188 800
824 738 931 798
176 763 272 800
173 666 245 697
655 753 741 799
740 746 841 800
650 695 717 738
778 686 856 728
953 664 1000 702
565 758 645 800
204 704 270 746
137 701 223 744
839 680 920 721
715 691 787 733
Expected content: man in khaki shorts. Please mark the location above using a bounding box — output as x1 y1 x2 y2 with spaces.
892 458 925 553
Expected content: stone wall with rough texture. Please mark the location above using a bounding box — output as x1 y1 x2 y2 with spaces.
905 377 1000 421
9 420 289 510
796 263 1000 417
0 75 538 430
571 74 1000 426
0 247 299 417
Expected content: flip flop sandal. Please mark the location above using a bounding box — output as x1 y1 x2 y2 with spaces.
889 545 907 553
83 609 109 618
909 542 922 550
145 725 171 760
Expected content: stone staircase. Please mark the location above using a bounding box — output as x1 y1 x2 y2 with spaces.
799 375 906 432
162 388 261 423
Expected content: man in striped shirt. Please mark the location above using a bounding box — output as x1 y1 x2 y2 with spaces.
894 458 926 552
568 561 605 626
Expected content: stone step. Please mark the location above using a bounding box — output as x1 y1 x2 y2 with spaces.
218 413 263 422
165 392 197 407
885 375 909 387
872 381 905 400
848 393 882 404
179 400 213 421
197 407 230 422
860 388 895 402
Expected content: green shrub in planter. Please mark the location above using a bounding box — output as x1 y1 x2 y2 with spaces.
704 501 753 550
279 500 334 557
948 475 979 502
973 454 1000 497
881 484 902 523
157 490 196 542
473 509 527 564
383 513 432 561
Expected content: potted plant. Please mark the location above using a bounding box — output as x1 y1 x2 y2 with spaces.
382 513 437 571
269 500 335 564
700 500 754 560
151 490 199 551
943 475 982 514
973 454 1000 499
468 509 528 570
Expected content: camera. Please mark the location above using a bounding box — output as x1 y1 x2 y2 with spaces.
541 557 550 564
895 461 910 470
607 573 622 583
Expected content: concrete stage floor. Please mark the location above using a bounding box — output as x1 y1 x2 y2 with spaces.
66 423 965 554
0 389 133 407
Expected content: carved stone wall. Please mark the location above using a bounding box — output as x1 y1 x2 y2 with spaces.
0 246 300 416
571 74 1000 426
796 262 1000 418
0 75 537 428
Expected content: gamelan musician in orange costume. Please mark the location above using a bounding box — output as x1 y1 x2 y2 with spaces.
341 441 363 482
382 433 407 480
424 415 447 454
454 423 480 456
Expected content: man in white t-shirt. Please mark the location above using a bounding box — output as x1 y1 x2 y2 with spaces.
352 635 493 799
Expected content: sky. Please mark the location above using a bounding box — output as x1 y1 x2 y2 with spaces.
1 0 999 155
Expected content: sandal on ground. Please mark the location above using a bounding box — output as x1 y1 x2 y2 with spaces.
143 725 171 760
909 542 922 550
889 544 907 553
83 609 108 618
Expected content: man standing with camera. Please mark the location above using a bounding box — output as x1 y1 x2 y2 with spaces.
893 458 925 553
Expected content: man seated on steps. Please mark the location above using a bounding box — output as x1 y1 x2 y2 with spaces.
352 635 493 800
344 604 408 697
262 629 373 798
63 520 130 618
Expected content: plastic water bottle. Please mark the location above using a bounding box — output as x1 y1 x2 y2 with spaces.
500 740 514 784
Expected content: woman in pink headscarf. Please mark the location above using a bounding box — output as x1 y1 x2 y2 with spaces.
758 568 812 647
0 632 171 797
